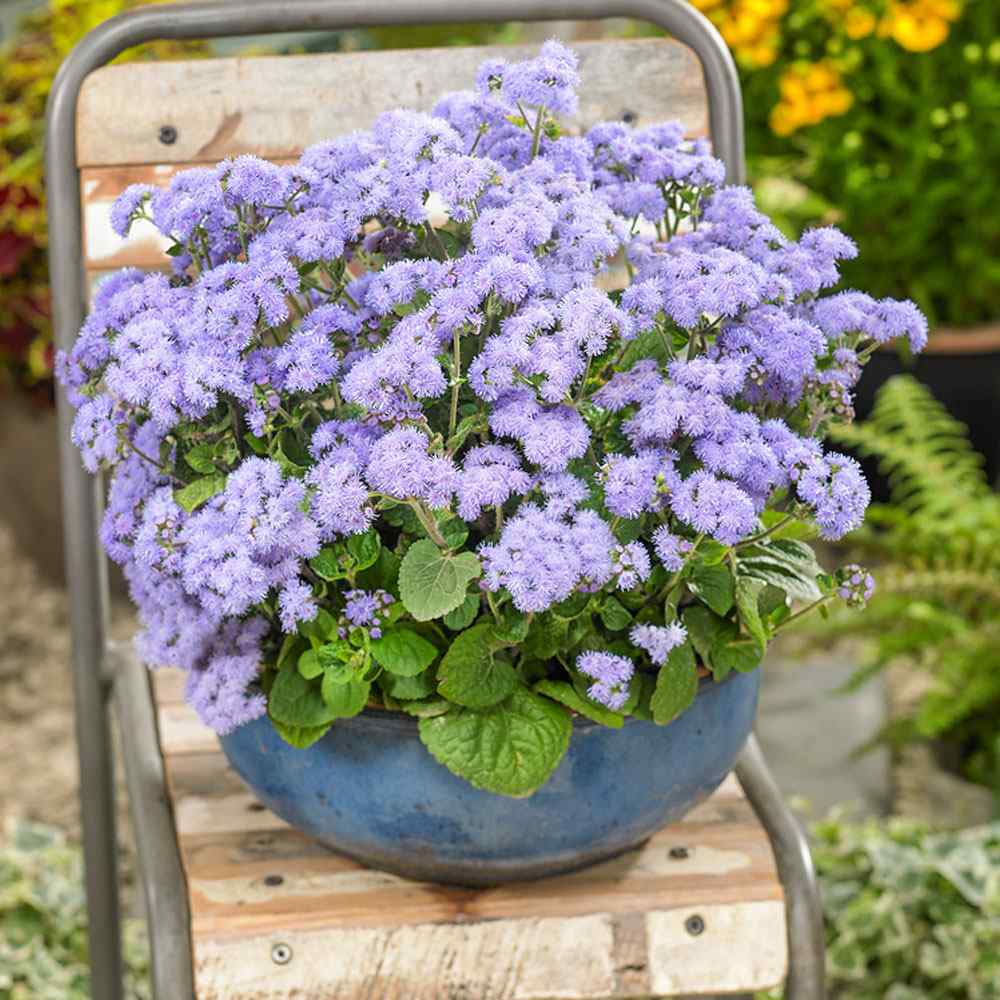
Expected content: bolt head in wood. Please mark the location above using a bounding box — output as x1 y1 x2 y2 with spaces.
158 124 178 145
685 914 705 936
271 942 293 965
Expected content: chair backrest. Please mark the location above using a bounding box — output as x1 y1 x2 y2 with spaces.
78 38 709 284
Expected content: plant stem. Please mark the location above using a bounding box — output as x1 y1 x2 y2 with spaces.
229 400 246 458
409 501 448 548
736 514 796 549
449 328 462 439
774 594 834 633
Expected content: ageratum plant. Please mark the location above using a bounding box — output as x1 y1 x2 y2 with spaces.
58 43 927 797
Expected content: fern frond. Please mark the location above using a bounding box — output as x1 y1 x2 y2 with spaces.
832 375 990 519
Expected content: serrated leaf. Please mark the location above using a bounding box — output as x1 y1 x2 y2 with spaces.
369 627 438 677
599 596 633 631
492 606 530 644
534 679 625 728
689 562 735 616
277 633 306 672
709 635 763 676
683 604 728 662
522 614 569 661
650 641 699 725
174 473 226 513
736 576 768 648
551 592 591 620
320 673 370 718
419 686 572 797
269 669 340 727
184 442 221 474
437 624 517 708
446 413 485 453
271 718 331 749
740 538 824 602
442 592 480 630
399 539 481 621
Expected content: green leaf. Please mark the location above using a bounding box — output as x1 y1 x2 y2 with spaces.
398 539 482 621
491 606 530 644
650 642 699 725
522 614 569 661
271 718 331 749
551 592 591 620
709 635 763 676
245 433 269 456
173 474 227 513
736 577 769 648
320 673 371 717
356 546 401 592
369 627 439 677
379 669 437 701
269 669 340 727
683 604 728 663
740 539 824 603
184 442 222 474
534 679 625 728
277 634 306 672
599 596 633 631
442 593 480 631
688 562 735 616
399 697 452 718
446 413 485 453
419 686 572 797
438 517 469 549
346 530 381 571
437 624 517 709
297 648 324 680
309 545 351 582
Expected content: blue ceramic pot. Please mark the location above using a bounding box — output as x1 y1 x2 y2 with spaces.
220 668 760 886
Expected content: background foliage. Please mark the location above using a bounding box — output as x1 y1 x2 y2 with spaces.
0 0 208 397
0 822 148 1000
760 813 1000 1000
686 0 1000 328
824 375 1000 797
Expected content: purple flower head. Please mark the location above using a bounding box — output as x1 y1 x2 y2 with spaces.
365 427 457 509
342 588 394 639
836 564 875 609
795 452 870 541
613 541 652 591
279 580 318 632
651 526 692 572
577 651 634 711
671 471 757 545
456 444 532 521
110 183 156 237
630 622 686 665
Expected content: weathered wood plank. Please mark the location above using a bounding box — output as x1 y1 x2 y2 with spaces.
77 39 707 168
191 902 786 999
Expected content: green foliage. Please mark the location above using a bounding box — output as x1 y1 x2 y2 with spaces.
419 686 572 797
398 540 482 621
0 822 149 999
758 814 1000 1000
826 376 1000 795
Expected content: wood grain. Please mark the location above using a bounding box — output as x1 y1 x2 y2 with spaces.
77 39 706 168
149 668 787 996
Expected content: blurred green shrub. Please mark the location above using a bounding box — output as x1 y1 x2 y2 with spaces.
0 822 149 1000
760 813 1000 1000
678 0 1000 328
824 375 1000 797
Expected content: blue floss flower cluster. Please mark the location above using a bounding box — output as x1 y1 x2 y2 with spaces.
58 41 925 734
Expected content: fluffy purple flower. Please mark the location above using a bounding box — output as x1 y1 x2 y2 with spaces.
110 183 156 237
671 471 757 545
795 453 870 540
836 564 875 609
577 651 634 710
489 391 590 471
630 622 687 665
279 580 318 631
601 449 672 518
455 445 532 521
342 589 393 638
365 427 457 508
613 541 652 590
651 526 691 572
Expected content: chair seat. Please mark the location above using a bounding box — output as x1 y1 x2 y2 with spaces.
151 669 788 999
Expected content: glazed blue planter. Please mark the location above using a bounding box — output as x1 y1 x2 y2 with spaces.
220 668 760 886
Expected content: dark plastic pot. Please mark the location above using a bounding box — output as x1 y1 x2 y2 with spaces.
219 667 760 887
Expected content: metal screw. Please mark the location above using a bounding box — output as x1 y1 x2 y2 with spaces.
271 942 293 965
248 801 266 812
263 874 284 887
685 914 705 937
621 109 637 124
158 124 178 145
669 846 689 860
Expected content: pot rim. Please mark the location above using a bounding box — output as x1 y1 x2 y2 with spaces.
340 667 750 733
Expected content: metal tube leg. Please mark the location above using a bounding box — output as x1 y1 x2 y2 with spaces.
735 734 827 1000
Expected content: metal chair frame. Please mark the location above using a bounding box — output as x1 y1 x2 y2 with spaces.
44 3 826 997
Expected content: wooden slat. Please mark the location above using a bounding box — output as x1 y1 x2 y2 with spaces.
77 39 707 168
150 668 787 996
79 38 709 273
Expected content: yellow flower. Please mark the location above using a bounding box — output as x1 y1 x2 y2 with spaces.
880 0 962 52
844 8 877 38
770 60 854 135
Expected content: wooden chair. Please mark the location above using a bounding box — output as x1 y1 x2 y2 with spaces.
45 2 826 997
